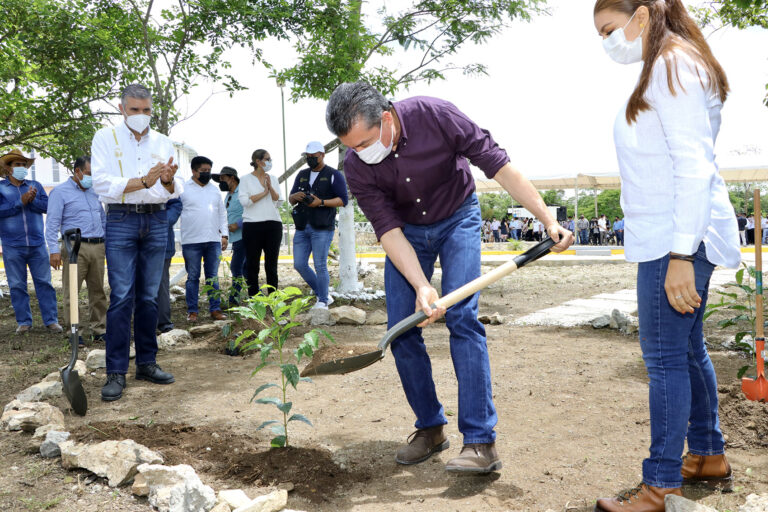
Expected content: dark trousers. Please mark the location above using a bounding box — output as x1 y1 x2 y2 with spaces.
747 228 755 245
243 221 282 296
156 257 173 331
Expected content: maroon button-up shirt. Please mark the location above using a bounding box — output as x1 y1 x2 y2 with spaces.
343 96 510 240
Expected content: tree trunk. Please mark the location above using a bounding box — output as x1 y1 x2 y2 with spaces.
336 144 362 293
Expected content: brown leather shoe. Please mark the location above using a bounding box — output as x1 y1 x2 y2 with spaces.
681 452 733 491
210 310 228 321
595 483 681 512
187 312 198 322
395 425 449 465
445 442 502 473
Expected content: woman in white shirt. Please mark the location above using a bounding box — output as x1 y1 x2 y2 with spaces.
592 1 739 510
239 149 283 296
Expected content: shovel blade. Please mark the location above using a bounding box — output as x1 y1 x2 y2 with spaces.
301 350 385 377
61 368 88 416
741 375 768 402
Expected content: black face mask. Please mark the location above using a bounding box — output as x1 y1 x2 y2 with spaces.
306 156 319 170
197 172 211 185
219 181 229 192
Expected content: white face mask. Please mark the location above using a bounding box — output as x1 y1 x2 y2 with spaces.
125 113 151 133
263 160 273 172
356 118 394 165
602 11 645 65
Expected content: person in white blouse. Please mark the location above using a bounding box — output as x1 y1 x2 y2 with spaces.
91 83 184 402
593 1 739 510
179 156 229 323
239 149 283 296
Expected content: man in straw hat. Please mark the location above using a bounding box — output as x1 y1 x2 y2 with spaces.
0 149 62 335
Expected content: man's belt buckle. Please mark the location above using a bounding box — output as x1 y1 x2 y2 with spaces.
135 204 152 214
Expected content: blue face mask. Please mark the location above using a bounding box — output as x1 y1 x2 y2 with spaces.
12 166 28 180
79 175 93 189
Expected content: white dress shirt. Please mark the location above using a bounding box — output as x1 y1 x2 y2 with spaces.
613 50 740 268
239 172 283 223
179 179 228 245
91 121 183 204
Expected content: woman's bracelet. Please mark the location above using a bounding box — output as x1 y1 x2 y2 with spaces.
669 253 695 263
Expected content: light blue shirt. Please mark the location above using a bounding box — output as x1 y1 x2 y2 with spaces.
613 219 624 231
226 185 244 244
45 178 106 254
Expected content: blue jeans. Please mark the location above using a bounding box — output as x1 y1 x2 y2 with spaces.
105 209 167 374
580 229 589 245
293 225 334 303
1 243 58 326
385 194 496 444
637 242 723 488
229 239 247 303
182 241 222 313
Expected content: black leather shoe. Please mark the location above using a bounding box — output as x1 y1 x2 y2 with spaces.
136 363 175 384
101 373 126 401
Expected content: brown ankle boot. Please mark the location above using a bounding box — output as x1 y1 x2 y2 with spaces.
681 452 733 491
445 443 502 473
594 483 681 512
395 425 449 465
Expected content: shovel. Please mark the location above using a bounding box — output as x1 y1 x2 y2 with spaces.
305 237 557 376
742 190 768 402
60 228 87 415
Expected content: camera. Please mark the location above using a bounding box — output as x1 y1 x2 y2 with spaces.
301 193 314 206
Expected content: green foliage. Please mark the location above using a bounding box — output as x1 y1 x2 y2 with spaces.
705 264 763 378
567 189 623 220
540 189 565 206
230 287 334 448
273 0 548 102
507 239 525 251
479 192 512 220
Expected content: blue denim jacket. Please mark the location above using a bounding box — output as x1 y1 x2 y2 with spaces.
0 178 48 247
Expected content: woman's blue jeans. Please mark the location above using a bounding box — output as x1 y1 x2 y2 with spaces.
385 194 497 444
637 242 724 488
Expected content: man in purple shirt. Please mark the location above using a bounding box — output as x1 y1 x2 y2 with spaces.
327 82 573 473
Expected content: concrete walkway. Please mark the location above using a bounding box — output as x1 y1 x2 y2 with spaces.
513 264 741 328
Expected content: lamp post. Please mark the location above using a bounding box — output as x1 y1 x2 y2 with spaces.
278 78 291 255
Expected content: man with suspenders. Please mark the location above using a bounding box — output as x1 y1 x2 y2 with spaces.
91 84 183 402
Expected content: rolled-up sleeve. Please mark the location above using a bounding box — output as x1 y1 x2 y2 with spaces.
434 101 510 179
649 59 715 255
344 154 402 240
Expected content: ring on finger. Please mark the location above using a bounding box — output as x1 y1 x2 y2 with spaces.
674 295 683 300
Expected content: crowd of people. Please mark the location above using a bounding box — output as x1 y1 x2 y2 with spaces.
0 84 348 403
481 213 626 246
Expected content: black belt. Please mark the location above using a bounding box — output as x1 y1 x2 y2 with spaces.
81 237 105 244
107 203 166 213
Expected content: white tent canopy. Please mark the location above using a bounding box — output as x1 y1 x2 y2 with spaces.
475 165 768 193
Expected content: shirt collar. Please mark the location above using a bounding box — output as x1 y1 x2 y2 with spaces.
391 101 408 144
118 120 151 142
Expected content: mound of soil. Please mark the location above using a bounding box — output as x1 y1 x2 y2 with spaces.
300 345 380 377
718 384 768 449
70 422 369 502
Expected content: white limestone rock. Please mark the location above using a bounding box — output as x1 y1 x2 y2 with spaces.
136 463 216 512
739 493 768 512
664 495 718 511
309 307 333 326
86 349 107 370
365 310 387 325
218 489 252 509
189 324 219 337
232 490 288 512
60 439 163 487
158 329 192 348
16 380 63 403
1 400 65 432
330 305 366 325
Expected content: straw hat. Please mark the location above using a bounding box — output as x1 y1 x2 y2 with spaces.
0 149 35 170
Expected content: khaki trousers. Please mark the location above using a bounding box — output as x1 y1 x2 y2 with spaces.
61 241 107 336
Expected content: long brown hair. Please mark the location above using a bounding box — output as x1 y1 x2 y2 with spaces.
594 0 729 123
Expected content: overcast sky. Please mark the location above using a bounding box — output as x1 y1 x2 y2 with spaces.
168 0 768 191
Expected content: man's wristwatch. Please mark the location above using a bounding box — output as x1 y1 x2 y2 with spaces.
320 199 325 207
141 176 150 189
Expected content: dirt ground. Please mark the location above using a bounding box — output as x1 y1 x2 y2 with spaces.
1 259 767 512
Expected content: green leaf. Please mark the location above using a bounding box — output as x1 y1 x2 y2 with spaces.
281 364 300 389
250 382 279 402
277 401 293 415
736 268 745 284
254 396 282 407
299 376 313 383
737 365 751 379
270 424 286 435
270 435 286 448
256 420 280 430
288 413 313 427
